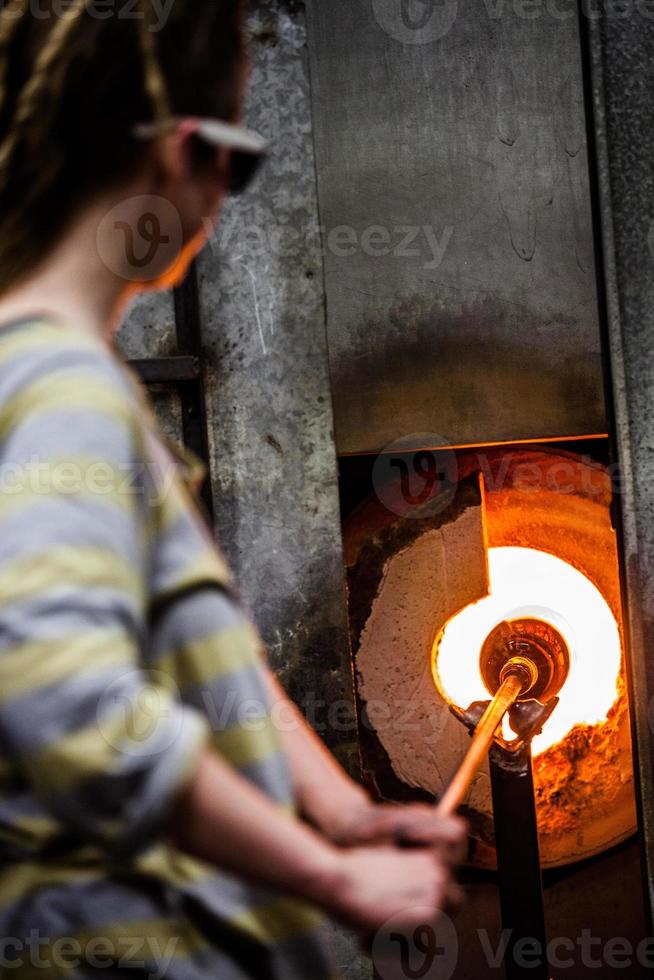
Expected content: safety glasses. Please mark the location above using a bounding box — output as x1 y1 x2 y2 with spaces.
133 117 268 195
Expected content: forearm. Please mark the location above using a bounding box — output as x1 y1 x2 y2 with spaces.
170 747 463 936
264 673 370 837
262 674 468 857
170 747 337 903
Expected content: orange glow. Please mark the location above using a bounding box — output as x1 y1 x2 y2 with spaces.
432 547 621 754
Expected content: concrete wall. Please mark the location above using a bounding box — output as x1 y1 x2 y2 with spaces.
193 0 355 770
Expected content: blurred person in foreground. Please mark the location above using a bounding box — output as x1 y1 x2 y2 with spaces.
0 1 465 977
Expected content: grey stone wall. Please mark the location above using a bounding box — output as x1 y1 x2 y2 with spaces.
194 0 355 770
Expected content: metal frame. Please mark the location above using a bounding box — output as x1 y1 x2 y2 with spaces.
489 745 548 980
129 263 214 519
306 0 604 455
579 1 654 933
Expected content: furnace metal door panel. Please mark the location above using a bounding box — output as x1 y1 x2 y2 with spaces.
306 0 605 454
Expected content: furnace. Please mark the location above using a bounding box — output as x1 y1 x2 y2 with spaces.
341 443 639 976
345 447 635 868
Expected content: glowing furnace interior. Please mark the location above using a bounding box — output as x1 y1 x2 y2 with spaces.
432 546 622 754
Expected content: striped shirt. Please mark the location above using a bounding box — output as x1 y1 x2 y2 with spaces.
0 318 335 979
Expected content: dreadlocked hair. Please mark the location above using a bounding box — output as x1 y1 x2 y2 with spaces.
0 0 246 293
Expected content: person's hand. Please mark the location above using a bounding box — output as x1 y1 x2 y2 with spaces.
310 842 463 937
331 802 468 863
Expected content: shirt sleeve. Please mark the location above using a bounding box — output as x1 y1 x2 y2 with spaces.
0 347 210 859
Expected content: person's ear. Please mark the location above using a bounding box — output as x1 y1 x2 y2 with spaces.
160 118 203 182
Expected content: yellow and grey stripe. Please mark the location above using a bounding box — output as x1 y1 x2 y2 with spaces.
0 319 335 978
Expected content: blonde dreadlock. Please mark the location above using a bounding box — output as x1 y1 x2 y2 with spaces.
0 0 173 179
0 0 31 108
0 0 89 176
137 0 172 127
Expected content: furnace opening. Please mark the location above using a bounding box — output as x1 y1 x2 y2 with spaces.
432 546 622 754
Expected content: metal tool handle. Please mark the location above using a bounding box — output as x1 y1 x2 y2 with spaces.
436 673 524 817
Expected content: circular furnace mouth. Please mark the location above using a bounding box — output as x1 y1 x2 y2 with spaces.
432 546 622 755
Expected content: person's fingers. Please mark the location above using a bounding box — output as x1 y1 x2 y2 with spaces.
341 846 463 952
392 812 468 855
346 804 466 842
333 806 404 845
408 829 467 864
397 809 466 840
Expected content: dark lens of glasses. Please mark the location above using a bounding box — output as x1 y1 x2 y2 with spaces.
228 149 266 195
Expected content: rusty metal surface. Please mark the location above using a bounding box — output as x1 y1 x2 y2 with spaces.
195 1 356 769
306 0 606 454
584 3 654 934
117 291 177 360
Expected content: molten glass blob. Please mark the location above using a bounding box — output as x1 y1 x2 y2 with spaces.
432 546 621 754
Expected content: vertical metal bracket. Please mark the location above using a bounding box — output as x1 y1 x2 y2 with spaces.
489 744 549 980
578 0 654 934
173 262 214 519
127 263 214 520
